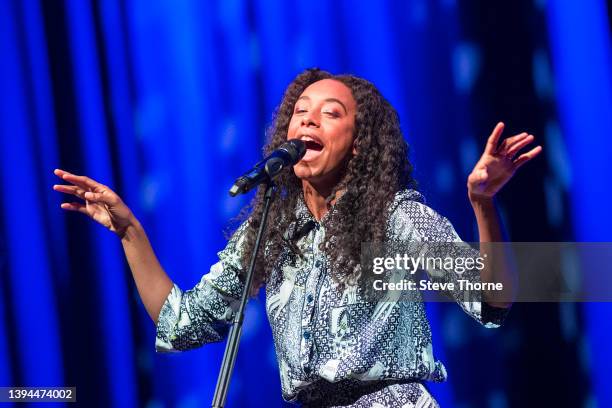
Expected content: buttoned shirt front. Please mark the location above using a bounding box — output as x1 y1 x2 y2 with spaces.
155 189 508 403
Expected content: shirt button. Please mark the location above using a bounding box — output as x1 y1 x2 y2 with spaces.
303 331 311 340
304 366 312 374
307 294 314 303
315 260 322 268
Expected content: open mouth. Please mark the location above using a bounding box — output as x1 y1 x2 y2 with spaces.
297 134 325 162
304 139 324 151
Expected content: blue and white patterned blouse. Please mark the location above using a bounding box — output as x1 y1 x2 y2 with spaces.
155 189 508 406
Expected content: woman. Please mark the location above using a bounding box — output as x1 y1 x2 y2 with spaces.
53 68 541 407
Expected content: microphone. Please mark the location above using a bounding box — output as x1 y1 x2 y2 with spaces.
229 139 306 196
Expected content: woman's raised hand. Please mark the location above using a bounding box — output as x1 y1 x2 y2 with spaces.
53 169 135 238
467 122 542 201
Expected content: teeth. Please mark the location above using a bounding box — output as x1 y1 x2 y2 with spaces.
299 135 322 145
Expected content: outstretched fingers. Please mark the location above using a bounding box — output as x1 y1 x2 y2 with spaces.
53 170 119 207
501 132 529 147
54 169 104 191
53 184 116 204
485 122 505 154
60 202 89 215
514 145 543 168
506 134 535 157
53 184 87 199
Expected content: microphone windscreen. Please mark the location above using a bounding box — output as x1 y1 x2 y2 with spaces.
283 139 306 163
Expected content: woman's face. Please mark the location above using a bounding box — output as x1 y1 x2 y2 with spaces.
287 79 357 185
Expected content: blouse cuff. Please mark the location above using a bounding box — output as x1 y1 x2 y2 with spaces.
155 284 183 352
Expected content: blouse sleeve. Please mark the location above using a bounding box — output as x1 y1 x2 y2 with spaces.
155 221 250 352
388 190 509 328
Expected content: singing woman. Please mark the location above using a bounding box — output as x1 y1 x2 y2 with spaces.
53 68 541 407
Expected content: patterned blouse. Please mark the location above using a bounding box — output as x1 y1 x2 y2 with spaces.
155 189 508 407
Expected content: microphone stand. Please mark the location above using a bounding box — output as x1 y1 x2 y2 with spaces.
211 181 276 408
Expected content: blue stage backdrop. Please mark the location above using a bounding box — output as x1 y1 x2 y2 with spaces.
1 0 611 406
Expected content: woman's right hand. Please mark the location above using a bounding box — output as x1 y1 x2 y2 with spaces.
53 169 135 238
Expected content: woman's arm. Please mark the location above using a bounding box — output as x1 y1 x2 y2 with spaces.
467 122 542 307
469 196 514 307
53 169 173 323
120 217 174 323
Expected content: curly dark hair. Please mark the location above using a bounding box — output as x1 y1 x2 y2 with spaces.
238 68 417 291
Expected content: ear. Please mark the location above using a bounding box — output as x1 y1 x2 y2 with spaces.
352 137 358 155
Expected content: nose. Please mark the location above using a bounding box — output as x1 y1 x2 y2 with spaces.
301 111 319 127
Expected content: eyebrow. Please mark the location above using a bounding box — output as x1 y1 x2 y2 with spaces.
297 96 348 114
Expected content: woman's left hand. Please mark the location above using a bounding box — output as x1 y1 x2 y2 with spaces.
467 122 542 201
